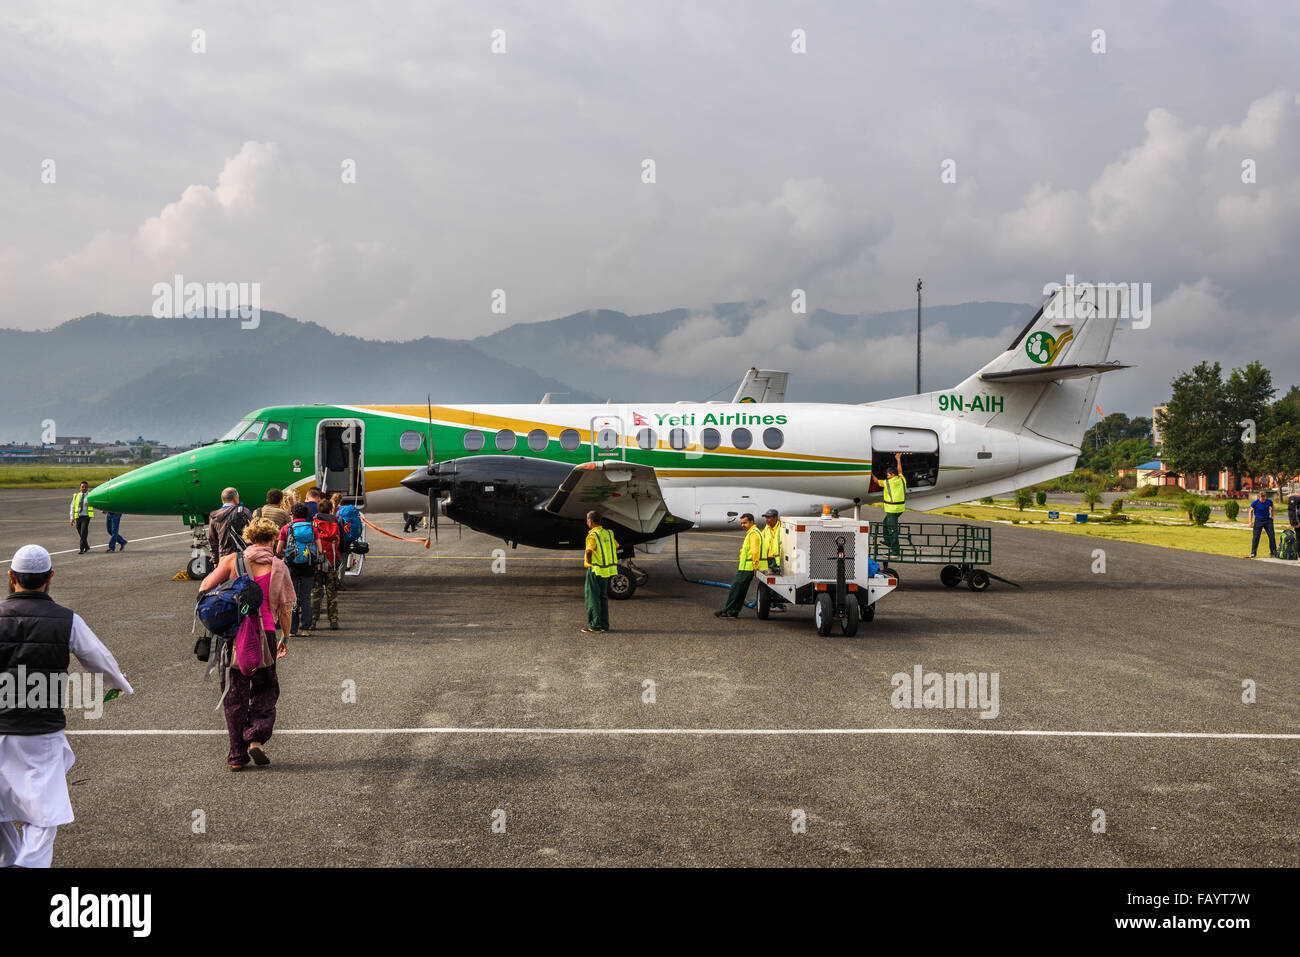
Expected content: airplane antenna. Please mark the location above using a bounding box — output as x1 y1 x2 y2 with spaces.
916 277 923 394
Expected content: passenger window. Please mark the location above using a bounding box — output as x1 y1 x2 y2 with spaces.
669 428 688 450
559 429 581 452
495 430 517 452
731 427 752 449
762 427 783 450
463 430 485 452
238 421 265 442
595 428 619 450
398 430 422 452
701 428 721 450
527 429 549 452
262 422 290 442
636 428 657 450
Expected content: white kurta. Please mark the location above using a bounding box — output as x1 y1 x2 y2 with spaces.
0 613 132 827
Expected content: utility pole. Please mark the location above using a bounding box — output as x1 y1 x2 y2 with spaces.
916 278 923 394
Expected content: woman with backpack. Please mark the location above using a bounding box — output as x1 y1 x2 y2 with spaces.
276 503 321 636
199 518 294 772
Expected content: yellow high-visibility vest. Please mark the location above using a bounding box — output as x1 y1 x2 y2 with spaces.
760 523 782 569
738 526 763 571
883 475 906 514
585 526 619 578
70 491 94 519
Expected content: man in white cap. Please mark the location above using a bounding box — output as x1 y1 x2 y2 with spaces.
0 544 132 867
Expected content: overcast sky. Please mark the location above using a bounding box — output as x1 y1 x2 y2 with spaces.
3 1 1299 414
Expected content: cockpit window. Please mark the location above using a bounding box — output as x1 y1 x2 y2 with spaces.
261 422 290 442
236 420 265 441
220 419 254 441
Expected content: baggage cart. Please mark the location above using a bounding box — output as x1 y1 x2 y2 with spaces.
868 521 1018 591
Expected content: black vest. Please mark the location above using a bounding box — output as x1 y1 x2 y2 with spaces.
0 591 74 735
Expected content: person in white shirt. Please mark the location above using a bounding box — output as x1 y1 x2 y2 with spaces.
0 544 132 867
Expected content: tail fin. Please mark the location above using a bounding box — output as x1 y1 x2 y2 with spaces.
874 287 1127 450
732 368 789 403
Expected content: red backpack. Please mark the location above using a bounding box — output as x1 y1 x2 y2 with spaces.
313 515 341 565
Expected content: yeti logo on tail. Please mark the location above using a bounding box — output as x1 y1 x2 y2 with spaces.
1025 329 1074 365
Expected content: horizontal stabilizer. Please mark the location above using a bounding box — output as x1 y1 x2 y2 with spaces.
981 361 1131 383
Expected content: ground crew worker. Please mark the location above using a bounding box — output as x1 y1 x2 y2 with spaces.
716 513 762 618
0 544 133 866
581 511 619 634
882 452 906 556
68 481 93 554
759 508 787 611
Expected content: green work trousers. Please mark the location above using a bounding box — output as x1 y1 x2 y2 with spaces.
721 570 754 616
884 512 902 555
585 570 611 630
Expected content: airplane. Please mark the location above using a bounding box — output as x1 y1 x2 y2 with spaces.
88 289 1127 596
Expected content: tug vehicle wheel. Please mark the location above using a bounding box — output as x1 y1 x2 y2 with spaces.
840 598 859 637
940 564 962 588
967 569 991 592
814 593 834 636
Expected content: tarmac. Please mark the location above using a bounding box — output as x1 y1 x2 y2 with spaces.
2 488 1297 866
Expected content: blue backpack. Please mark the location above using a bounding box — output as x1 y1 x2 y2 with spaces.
196 554 263 638
337 505 364 545
284 520 318 566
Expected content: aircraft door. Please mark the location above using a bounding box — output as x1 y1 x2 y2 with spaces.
870 426 940 491
316 419 366 504
589 415 625 462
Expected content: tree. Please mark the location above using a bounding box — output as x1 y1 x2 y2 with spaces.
1082 488 1102 512
1221 361 1275 479
1015 489 1031 510
138 445 152 462
1245 421 1300 485
1158 362 1228 476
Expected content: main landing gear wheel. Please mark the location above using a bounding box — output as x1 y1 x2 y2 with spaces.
609 566 636 600
756 586 771 620
940 564 961 588
840 598 859 637
967 568 991 592
814 592 835 636
189 554 214 580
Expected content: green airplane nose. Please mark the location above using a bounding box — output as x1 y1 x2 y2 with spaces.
88 453 206 516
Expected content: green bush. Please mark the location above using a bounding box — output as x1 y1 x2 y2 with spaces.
1135 485 1158 498
1224 500 1240 522
1110 498 1123 514
1015 489 1032 510
1193 503 1211 526
1035 490 1047 506
1096 514 1129 524
1180 493 1199 522
980 496 994 505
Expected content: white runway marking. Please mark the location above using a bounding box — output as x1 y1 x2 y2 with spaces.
66 727 1300 740
0 530 190 563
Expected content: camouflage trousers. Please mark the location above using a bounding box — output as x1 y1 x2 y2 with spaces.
311 568 339 623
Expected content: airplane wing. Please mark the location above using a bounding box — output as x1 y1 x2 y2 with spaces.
732 368 789 403
544 461 681 534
